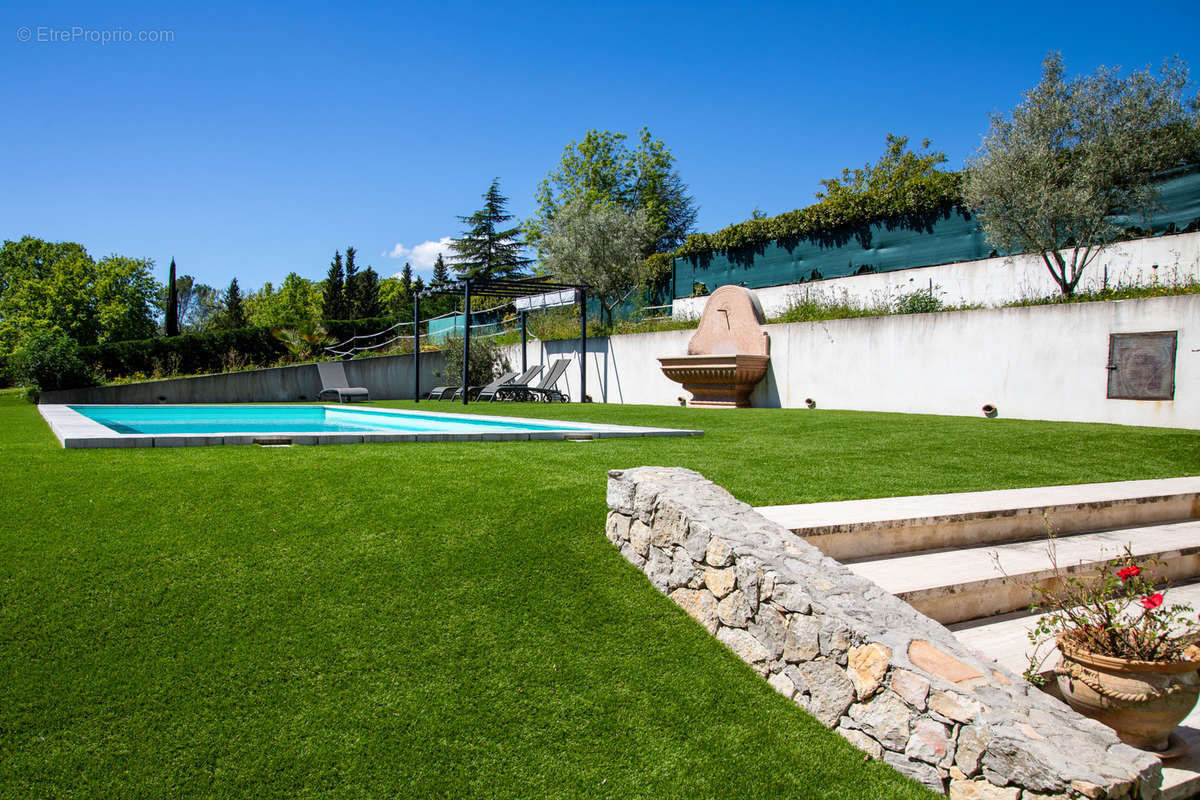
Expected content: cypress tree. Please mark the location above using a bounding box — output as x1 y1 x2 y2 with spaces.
342 246 359 318
224 277 247 329
323 251 345 320
165 258 179 336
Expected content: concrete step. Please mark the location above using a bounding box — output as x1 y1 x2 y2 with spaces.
756 476 1200 562
845 520 1200 625
949 582 1200 800
753 480 1200 798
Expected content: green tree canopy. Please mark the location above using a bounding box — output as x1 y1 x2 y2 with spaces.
353 267 382 318
527 128 697 257
245 273 322 328
0 237 157 354
538 198 656 327
159 272 221 333
379 274 406 316
815 134 961 222
449 179 532 280
95 255 160 342
964 53 1200 296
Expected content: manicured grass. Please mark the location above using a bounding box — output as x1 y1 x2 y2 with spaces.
1 394 1196 799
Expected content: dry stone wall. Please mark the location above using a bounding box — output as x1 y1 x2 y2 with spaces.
606 466 1163 799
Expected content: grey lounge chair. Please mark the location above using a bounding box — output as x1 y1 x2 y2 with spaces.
450 371 518 402
317 360 369 403
478 365 542 402
526 358 572 402
426 386 456 400
494 359 571 402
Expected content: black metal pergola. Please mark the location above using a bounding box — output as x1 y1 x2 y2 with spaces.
413 276 590 405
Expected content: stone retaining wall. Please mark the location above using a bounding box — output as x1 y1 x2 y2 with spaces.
605 466 1162 799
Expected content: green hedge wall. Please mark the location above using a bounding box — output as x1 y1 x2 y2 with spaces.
78 316 401 381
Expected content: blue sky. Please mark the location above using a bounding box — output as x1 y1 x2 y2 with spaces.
3 0 1198 291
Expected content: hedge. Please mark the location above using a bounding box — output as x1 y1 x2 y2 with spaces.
78 316 402 382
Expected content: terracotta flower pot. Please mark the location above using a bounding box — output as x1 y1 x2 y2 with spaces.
1056 634 1200 753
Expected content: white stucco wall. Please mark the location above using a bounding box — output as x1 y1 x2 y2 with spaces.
756 295 1197 429
506 294 1198 429
672 231 1200 320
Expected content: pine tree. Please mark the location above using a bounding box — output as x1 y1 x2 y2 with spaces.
323 251 345 320
343 246 360 319
401 262 413 300
431 253 451 285
449 179 532 280
224 277 247 329
355 267 382 318
165 258 179 336
412 276 426 296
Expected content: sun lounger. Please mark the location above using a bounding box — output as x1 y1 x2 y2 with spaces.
493 359 571 402
317 360 370 403
450 371 519 402
426 386 456 400
477 365 542 402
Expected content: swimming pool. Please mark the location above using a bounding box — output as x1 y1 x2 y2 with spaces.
38 404 702 448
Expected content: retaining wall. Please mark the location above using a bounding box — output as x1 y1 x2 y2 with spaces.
503 293 1198 429
606 466 1161 798
673 232 1200 319
39 351 444 405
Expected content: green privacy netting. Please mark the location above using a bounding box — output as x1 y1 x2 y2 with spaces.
672 166 1200 299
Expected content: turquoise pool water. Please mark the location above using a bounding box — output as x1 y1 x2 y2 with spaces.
69 404 594 435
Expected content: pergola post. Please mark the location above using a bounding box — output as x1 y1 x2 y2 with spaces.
461 279 471 406
413 277 588 404
413 292 420 403
520 310 527 373
578 288 587 402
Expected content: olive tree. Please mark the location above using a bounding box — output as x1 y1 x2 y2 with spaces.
964 53 1199 296
538 198 656 328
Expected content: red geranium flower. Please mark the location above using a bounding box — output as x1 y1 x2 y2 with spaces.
1140 593 1164 610
1117 565 1142 582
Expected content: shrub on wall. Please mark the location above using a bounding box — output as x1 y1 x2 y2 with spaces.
9 330 97 393
669 135 965 263
435 335 510 388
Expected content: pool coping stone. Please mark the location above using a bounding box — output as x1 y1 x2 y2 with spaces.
37 403 703 448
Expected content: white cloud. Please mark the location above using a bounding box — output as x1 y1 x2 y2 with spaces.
383 237 453 277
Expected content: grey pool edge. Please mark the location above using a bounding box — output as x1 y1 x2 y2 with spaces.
37 404 704 449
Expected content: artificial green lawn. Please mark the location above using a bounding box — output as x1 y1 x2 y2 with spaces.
2 394 1197 799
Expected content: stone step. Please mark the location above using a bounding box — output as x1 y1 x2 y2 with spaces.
949 582 1200 800
756 476 1200 562
845 520 1200 626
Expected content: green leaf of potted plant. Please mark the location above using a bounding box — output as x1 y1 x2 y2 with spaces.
1027 544 1200 755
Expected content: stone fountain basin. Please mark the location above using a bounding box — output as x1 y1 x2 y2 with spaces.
658 354 770 408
